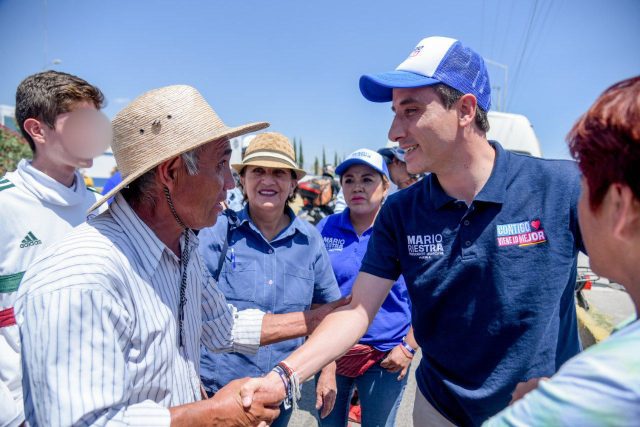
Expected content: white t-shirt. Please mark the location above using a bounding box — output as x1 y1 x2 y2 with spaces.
0 160 100 427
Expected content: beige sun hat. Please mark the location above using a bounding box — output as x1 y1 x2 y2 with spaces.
89 85 269 211
232 132 306 180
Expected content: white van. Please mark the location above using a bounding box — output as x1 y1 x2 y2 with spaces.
487 111 542 157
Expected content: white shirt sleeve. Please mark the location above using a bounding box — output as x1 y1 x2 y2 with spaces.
201 274 264 355
17 288 170 426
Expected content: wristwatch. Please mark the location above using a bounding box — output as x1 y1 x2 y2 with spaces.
402 336 416 356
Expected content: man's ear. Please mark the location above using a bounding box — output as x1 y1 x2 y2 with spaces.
22 118 47 145
458 94 477 127
156 156 183 190
610 184 640 240
458 93 478 127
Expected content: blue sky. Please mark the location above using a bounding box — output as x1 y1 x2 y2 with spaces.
1 0 638 166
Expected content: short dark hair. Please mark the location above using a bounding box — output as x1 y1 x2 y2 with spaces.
433 83 490 132
15 70 104 152
567 76 640 209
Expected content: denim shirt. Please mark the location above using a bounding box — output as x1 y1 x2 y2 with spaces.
198 205 341 393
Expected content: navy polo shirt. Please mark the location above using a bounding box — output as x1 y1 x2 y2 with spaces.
361 141 584 426
198 206 341 393
317 209 411 351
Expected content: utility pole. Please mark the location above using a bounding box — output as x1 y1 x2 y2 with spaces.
484 58 508 112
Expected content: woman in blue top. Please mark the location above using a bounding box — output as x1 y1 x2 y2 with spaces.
317 148 417 427
198 133 342 426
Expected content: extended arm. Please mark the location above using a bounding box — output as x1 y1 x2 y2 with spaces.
259 296 350 346
242 272 393 404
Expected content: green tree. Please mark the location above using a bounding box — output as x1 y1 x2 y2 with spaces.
0 125 31 176
333 151 338 166
322 146 326 168
313 156 319 175
293 138 298 164
298 139 305 170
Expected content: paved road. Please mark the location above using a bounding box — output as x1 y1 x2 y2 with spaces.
579 253 636 328
289 353 420 427
583 284 636 328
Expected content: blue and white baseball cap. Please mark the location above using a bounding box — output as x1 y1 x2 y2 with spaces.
336 148 390 179
359 36 492 111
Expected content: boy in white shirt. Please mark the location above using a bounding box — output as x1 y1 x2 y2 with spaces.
0 70 106 427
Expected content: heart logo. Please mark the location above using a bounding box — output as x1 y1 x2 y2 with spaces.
531 220 541 230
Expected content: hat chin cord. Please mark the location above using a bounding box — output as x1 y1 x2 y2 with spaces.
163 184 191 348
163 185 189 230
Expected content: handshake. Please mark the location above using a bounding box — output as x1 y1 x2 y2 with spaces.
175 373 287 427
171 296 351 426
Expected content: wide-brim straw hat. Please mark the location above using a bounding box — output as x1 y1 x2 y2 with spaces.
89 85 269 212
231 132 306 180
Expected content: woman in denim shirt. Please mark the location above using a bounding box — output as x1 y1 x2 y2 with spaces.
198 132 342 426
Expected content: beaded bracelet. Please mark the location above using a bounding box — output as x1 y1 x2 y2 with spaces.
279 361 301 403
271 365 292 409
272 361 301 410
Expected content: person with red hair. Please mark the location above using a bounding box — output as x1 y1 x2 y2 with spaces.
485 76 640 425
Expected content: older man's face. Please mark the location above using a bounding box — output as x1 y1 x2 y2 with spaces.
173 138 235 230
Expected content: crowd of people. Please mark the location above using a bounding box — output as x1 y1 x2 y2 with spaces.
0 34 638 427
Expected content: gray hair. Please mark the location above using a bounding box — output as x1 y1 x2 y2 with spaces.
121 145 204 208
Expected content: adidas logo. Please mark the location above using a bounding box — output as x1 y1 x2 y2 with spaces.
20 231 42 248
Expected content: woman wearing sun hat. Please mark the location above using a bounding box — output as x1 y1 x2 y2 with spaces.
198 132 342 425
316 148 416 427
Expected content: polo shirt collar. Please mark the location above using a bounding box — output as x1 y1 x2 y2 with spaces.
337 208 356 233
429 140 508 209
428 174 456 210
333 208 373 236
473 141 507 205
110 193 199 277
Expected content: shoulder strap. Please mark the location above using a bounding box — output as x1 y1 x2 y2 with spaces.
213 209 238 282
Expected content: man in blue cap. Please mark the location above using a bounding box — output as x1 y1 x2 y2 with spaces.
243 36 584 426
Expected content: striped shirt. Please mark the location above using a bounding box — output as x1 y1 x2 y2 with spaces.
14 194 264 426
484 318 640 426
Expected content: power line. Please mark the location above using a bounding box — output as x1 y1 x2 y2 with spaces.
508 0 556 110
507 0 540 110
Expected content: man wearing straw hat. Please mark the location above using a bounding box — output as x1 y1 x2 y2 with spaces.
14 85 344 426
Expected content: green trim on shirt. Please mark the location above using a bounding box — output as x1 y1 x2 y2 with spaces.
0 271 25 293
